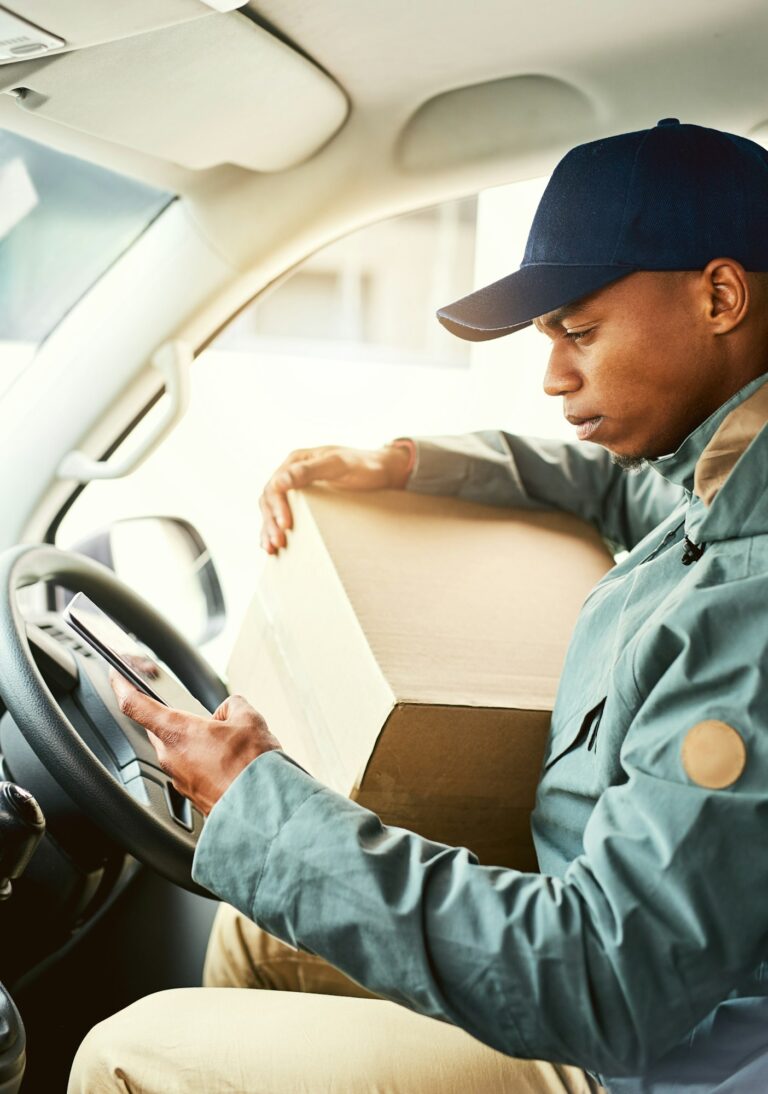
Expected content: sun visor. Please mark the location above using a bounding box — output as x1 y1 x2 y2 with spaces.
4 11 348 171
0 0 228 57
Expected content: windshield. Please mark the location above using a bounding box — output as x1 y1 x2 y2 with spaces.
0 128 172 396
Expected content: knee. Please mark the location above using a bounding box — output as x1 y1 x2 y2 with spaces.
68 990 192 1094
68 1009 133 1093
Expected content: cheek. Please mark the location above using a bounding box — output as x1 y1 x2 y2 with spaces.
585 338 647 406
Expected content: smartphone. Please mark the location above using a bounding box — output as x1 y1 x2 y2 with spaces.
63 592 212 717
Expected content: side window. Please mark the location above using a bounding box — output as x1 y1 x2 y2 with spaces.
217 199 477 368
54 183 565 671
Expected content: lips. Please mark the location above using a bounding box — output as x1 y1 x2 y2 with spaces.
566 413 604 441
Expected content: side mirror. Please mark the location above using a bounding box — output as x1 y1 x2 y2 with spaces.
61 517 226 647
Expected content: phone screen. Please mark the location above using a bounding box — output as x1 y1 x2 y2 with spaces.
63 592 212 717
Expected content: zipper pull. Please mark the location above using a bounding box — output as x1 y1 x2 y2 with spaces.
681 536 705 565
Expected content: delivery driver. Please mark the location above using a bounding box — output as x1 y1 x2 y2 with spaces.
71 120 768 1092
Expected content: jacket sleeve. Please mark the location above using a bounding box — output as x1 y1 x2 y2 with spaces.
407 431 684 552
192 567 768 1077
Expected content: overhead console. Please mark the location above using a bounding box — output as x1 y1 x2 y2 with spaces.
0 2 348 171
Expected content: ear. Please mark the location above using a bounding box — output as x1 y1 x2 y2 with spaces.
701 258 749 334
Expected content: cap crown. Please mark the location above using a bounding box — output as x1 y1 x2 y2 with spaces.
522 121 768 272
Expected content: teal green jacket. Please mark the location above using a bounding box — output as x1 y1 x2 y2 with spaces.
194 374 768 1092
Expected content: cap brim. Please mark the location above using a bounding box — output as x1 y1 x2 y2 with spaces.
437 264 636 342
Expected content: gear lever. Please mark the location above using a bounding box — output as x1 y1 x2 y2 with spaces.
0 783 45 900
0 783 42 1093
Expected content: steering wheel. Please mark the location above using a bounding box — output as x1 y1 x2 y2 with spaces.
0 544 229 893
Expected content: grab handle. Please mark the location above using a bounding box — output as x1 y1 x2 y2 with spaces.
57 341 192 483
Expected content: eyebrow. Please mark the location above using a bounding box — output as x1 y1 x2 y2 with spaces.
534 302 590 332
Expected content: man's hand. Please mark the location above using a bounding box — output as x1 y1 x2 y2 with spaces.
259 443 413 554
110 671 282 815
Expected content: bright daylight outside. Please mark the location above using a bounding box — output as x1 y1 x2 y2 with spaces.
0 132 564 670
0 130 171 397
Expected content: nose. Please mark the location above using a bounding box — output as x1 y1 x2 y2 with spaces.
543 345 582 398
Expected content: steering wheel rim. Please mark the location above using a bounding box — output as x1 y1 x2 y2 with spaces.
0 544 229 893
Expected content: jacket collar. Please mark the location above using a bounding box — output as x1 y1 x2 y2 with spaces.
649 371 768 542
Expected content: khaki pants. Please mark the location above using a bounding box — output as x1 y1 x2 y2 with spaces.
69 904 604 1093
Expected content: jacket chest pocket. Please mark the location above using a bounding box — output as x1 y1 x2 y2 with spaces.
543 698 606 771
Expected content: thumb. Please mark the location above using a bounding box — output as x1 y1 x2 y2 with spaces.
212 693 256 723
109 669 171 740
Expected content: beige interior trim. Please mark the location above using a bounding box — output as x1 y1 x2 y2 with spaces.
4 0 768 376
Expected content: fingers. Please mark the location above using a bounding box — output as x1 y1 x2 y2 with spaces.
259 446 387 554
259 450 304 553
283 453 347 488
258 492 286 554
111 672 281 816
109 670 177 743
260 448 341 553
121 653 160 679
267 472 296 528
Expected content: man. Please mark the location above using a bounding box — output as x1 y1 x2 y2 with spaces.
71 119 768 1092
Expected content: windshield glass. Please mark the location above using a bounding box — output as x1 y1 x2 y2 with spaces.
0 128 172 396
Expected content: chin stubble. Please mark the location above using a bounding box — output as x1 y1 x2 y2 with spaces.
610 453 649 473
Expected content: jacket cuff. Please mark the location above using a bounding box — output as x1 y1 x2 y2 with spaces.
192 750 323 911
405 438 471 495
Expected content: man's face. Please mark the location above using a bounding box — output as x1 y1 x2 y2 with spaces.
533 271 728 461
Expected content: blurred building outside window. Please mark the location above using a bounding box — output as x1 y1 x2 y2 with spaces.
216 197 478 368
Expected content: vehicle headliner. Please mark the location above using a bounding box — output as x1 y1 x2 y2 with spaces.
0 0 766 276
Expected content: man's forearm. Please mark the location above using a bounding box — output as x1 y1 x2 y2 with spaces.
191 751 691 1077
406 430 684 551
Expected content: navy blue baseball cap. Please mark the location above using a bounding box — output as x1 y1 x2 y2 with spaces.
437 118 768 341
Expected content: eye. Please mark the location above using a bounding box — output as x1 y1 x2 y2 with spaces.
563 327 594 343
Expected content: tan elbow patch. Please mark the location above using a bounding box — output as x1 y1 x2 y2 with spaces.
681 720 746 789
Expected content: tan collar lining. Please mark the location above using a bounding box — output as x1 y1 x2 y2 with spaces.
694 381 768 506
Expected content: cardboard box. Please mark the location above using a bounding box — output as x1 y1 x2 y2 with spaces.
228 487 613 870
